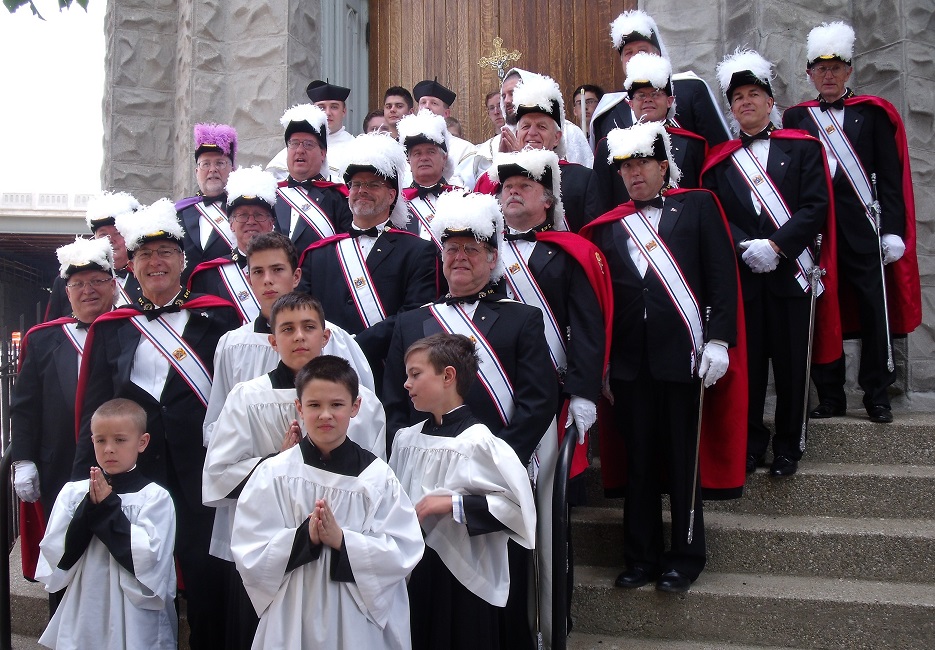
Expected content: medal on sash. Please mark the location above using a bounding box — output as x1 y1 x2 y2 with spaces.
195 201 237 249
406 197 444 250
335 238 386 328
218 262 260 323
278 186 337 240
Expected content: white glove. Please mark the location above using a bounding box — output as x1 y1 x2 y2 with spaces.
13 461 40 503
565 396 597 444
741 239 780 273
881 234 905 265
698 340 730 388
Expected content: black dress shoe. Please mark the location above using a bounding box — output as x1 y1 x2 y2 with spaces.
810 403 845 418
615 567 655 589
867 405 893 423
770 455 798 477
656 570 691 593
746 455 757 474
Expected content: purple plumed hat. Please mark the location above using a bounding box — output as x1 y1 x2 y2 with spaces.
194 123 237 163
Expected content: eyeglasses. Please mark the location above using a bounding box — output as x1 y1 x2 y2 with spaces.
287 139 321 151
349 180 389 191
630 90 668 102
196 160 231 170
231 211 272 223
66 278 113 290
810 64 850 78
442 242 489 258
577 98 599 107
134 248 181 261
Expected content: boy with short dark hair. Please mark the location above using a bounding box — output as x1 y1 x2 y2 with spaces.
36 398 178 649
390 333 536 650
231 355 423 649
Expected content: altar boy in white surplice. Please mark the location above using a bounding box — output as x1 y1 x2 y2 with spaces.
390 333 536 650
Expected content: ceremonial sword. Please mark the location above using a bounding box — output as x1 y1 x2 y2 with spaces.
870 172 895 373
687 307 711 545
800 234 825 452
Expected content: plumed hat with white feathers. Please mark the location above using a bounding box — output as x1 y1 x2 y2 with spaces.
342 132 410 228
225 165 279 214
512 72 566 128
606 121 682 187
116 198 185 253
429 191 506 283
717 48 775 100
397 110 456 182
610 10 670 60
85 191 140 233
806 21 855 68
194 123 237 162
57 237 115 279
625 52 673 95
280 104 329 149
487 149 567 230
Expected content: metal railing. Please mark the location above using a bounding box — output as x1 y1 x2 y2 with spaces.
0 333 18 650
551 422 578 650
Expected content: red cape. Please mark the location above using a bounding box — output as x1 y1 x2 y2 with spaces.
16 317 78 580
186 256 237 291
401 185 459 202
668 126 709 153
791 96 921 336
278 178 350 198
702 130 842 364
580 189 749 498
533 231 615 478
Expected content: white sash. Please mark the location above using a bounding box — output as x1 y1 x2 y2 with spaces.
335 237 386 328
621 211 703 372
277 186 337 239
428 303 515 425
129 314 213 407
194 201 237 249
115 277 132 308
218 262 260 323
61 323 86 375
806 106 877 231
730 147 824 296
406 196 444 250
500 243 567 372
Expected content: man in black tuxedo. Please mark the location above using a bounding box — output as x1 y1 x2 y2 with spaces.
590 9 729 148
297 132 439 395
702 50 829 478
382 191 556 649
581 121 737 594
783 21 916 424
177 123 238 283
594 52 707 206
72 199 239 650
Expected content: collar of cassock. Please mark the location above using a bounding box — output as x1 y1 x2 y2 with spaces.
137 288 190 320
299 435 375 477
633 195 664 210
100 465 149 493
411 180 448 200
349 220 389 239
253 314 272 334
504 220 554 242
818 87 854 112
287 175 326 192
740 124 775 148
444 283 499 305
197 191 227 207
424 404 478 437
268 361 297 390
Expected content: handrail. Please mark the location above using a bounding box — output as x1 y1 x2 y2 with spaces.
551 422 578 650
0 447 13 650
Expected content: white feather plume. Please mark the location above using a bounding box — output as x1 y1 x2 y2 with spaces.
225 165 278 207
605 121 682 186
430 191 506 282
397 110 450 150
486 149 566 230
116 198 184 251
716 48 773 97
807 21 855 65
279 104 328 133
624 52 672 91
85 191 139 230
512 72 566 125
343 132 410 228
610 10 670 60
57 237 115 278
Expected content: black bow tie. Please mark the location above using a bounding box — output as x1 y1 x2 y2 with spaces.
634 196 664 210
413 182 445 200
740 126 773 148
444 286 497 305
349 226 380 239
504 230 537 242
819 97 846 112
201 193 225 207
138 290 188 320
287 176 324 192
142 304 181 321
115 267 129 280
75 320 92 330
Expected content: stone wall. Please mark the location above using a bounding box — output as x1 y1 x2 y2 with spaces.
645 0 935 401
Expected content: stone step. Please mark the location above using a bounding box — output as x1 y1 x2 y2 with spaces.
567 633 797 649
794 411 935 465
572 566 935 649
571 509 935 582
582 460 935 518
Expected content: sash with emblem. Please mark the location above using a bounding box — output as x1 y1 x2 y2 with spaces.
405 196 443 250
500 243 567 372
335 237 387 328
277 186 337 240
115 277 133 308
195 200 237 249
730 147 824 296
218 262 260 323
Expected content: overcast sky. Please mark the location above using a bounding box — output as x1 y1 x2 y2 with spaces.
0 1 105 194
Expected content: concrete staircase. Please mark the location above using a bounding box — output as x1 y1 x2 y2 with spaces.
567 412 935 649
